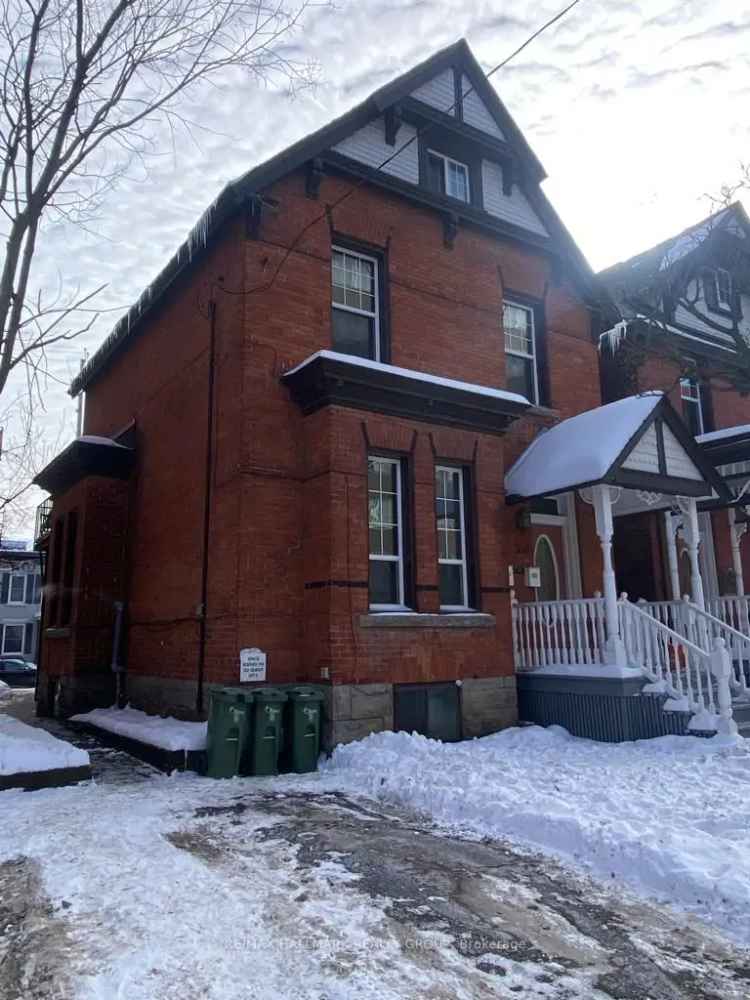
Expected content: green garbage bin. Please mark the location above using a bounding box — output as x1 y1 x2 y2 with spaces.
284 687 325 773
245 688 287 776
205 688 252 779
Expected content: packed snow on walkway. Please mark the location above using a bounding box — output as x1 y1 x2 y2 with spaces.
323 725 750 947
71 705 207 751
0 714 90 776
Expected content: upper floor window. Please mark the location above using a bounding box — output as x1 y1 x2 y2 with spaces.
680 377 711 436
503 301 539 405
703 267 733 314
9 572 26 604
426 150 470 203
435 465 472 610
331 246 381 361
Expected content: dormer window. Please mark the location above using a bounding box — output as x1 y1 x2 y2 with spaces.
426 150 470 203
703 267 733 314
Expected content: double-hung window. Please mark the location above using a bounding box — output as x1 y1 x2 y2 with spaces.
331 247 380 360
368 456 406 609
426 150 470 203
704 267 733 312
503 301 539 404
8 572 26 604
1 623 24 654
680 377 708 436
435 466 471 610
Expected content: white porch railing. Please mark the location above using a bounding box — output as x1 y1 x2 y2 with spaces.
708 595 750 634
619 600 735 732
512 595 736 732
512 596 605 670
638 597 750 699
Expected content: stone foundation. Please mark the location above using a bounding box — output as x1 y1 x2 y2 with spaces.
460 676 518 738
36 671 116 718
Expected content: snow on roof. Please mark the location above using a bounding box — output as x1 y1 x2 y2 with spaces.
77 435 129 449
697 424 750 445
283 350 530 406
505 393 663 499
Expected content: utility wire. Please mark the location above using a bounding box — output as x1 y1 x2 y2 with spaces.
217 0 582 302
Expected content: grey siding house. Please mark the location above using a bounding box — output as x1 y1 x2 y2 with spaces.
0 543 41 661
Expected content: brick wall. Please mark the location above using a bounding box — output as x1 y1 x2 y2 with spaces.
48 166 599 716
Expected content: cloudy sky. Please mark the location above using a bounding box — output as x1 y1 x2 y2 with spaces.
4 0 749 533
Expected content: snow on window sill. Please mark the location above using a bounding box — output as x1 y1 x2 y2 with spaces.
359 612 495 629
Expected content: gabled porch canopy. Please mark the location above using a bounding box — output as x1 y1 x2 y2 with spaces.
506 394 731 667
505 392 730 507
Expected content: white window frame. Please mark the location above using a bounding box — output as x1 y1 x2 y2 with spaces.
1 622 24 654
426 149 470 203
435 465 471 611
680 377 704 435
8 571 26 605
331 245 381 361
715 268 733 310
368 456 406 611
503 301 539 405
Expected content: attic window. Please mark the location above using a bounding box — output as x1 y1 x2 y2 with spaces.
703 267 733 313
426 150 470 203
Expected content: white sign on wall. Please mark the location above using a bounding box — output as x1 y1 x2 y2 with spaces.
240 647 267 683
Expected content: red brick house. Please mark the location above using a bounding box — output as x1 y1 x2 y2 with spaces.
33 42 750 745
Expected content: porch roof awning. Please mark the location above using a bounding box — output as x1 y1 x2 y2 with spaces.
34 435 135 496
698 423 750 469
505 392 731 504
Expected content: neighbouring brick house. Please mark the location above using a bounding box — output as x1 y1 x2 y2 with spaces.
33 41 750 746
599 203 750 612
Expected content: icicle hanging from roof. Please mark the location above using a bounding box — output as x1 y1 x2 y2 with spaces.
598 320 629 354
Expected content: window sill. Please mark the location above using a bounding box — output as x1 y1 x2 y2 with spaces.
44 627 71 639
359 612 496 629
525 404 559 419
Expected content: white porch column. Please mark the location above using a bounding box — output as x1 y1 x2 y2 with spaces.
663 510 681 601
591 484 626 666
728 506 747 597
681 497 705 610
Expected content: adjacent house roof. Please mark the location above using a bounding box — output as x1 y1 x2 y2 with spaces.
71 38 599 397
505 392 729 503
600 202 750 300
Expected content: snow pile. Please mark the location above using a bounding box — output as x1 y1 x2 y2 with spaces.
323 725 750 945
0 680 10 701
0 715 89 776
71 705 207 751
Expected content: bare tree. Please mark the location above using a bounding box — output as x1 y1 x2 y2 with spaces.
0 0 318 405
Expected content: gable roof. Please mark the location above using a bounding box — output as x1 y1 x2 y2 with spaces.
71 39 594 397
505 392 729 503
599 202 750 300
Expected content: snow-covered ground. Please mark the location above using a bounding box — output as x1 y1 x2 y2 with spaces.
323 726 750 948
71 705 207 750
0 714 90 776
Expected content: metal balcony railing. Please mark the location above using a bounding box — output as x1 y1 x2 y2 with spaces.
35 497 53 543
